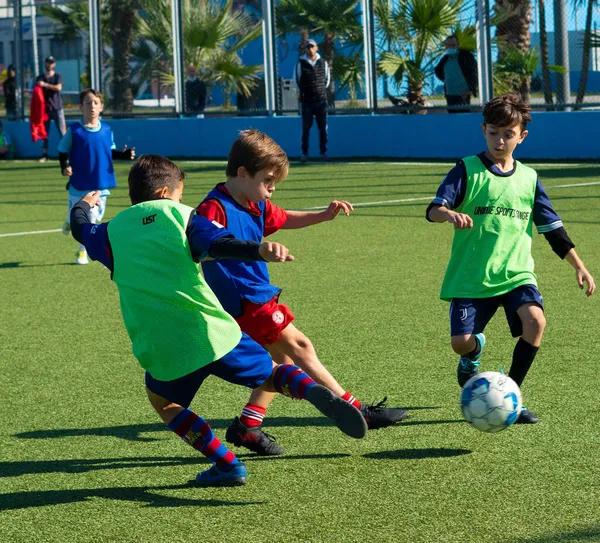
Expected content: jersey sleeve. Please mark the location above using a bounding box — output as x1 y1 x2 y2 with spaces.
533 179 563 233
187 213 234 262
82 222 114 271
196 198 227 228
57 126 73 154
426 161 467 221
264 201 288 237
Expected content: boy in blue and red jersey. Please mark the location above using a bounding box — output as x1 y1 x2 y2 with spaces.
58 88 135 264
69 154 367 487
197 129 408 456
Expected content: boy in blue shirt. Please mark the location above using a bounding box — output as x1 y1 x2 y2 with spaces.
70 155 367 487
198 129 407 456
426 94 595 423
58 88 135 264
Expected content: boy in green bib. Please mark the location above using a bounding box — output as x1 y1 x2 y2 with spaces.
70 155 367 487
426 94 596 423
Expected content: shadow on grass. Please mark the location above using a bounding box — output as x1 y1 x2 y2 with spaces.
0 261 75 269
510 525 600 543
0 453 348 479
363 448 471 460
14 411 453 443
0 456 205 478
0 483 262 511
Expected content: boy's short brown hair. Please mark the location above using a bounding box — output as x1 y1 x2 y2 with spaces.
483 93 532 130
79 88 104 105
226 129 289 182
128 155 185 205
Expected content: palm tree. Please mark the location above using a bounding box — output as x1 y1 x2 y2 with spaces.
493 0 533 99
375 0 465 110
276 0 363 102
40 0 138 114
537 0 553 106
134 0 263 109
574 0 600 107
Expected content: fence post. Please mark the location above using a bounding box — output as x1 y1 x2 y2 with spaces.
553 0 571 107
262 0 277 115
475 0 493 106
88 0 102 92
362 0 377 111
171 0 185 115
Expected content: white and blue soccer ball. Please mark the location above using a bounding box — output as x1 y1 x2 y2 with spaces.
460 371 522 433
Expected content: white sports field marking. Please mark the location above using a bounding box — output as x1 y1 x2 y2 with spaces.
0 228 62 238
1 180 599 238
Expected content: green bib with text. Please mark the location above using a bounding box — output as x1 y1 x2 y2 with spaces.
440 155 537 300
107 199 242 380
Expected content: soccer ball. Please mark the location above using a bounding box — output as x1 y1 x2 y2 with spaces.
460 372 522 433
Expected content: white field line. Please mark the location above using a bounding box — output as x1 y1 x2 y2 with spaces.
1 180 599 238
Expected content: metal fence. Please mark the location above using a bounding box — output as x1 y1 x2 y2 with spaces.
1 0 599 119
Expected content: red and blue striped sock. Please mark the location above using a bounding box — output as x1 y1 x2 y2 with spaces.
272 364 317 400
168 409 239 469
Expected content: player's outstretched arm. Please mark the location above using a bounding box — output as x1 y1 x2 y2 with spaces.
283 200 353 229
564 249 596 297
428 205 473 229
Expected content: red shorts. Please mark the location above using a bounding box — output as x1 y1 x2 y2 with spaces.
236 296 295 346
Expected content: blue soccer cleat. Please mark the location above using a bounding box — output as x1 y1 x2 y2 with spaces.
195 462 247 487
457 333 486 387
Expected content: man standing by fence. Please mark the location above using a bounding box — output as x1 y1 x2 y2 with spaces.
36 56 66 162
295 39 331 163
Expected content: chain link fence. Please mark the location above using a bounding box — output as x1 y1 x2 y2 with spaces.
1 0 599 119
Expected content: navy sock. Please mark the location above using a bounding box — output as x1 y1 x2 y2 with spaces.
509 338 539 387
467 335 481 360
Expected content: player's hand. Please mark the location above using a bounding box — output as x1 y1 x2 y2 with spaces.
61 166 73 177
38 81 46 88
81 191 101 209
259 242 294 262
123 145 136 160
324 200 354 220
447 211 473 229
576 267 596 297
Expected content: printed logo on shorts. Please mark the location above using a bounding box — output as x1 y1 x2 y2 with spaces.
459 308 468 321
272 310 285 324
211 220 225 228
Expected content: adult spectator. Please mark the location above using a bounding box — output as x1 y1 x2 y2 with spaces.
185 65 207 118
36 56 66 162
294 39 331 163
3 65 17 120
434 35 478 113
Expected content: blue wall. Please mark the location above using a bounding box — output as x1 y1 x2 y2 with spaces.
4 110 600 160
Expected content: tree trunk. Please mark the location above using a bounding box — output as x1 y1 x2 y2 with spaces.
110 1 137 115
495 0 532 100
575 0 595 107
538 0 553 106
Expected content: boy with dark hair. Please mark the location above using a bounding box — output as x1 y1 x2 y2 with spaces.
36 56 66 163
70 154 367 487
59 88 135 264
198 129 407 456
427 93 595 423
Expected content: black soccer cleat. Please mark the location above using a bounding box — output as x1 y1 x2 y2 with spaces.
515 408 539 424
360 397 409 430
306 384 368 439
225 417 285 456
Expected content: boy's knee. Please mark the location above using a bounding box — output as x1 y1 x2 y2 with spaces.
524 313 546 335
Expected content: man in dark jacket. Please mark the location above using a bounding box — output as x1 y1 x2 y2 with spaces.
434 36 478 113
184 65 207 117
294 39 331 162
3 65 17 120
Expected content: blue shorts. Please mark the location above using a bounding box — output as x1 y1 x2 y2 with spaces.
145 332 274 408
449 284 544 338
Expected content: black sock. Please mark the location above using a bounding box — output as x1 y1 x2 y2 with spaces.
509 338 539 387
467 335 481 360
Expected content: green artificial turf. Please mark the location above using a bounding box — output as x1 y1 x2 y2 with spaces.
0 159 599 543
